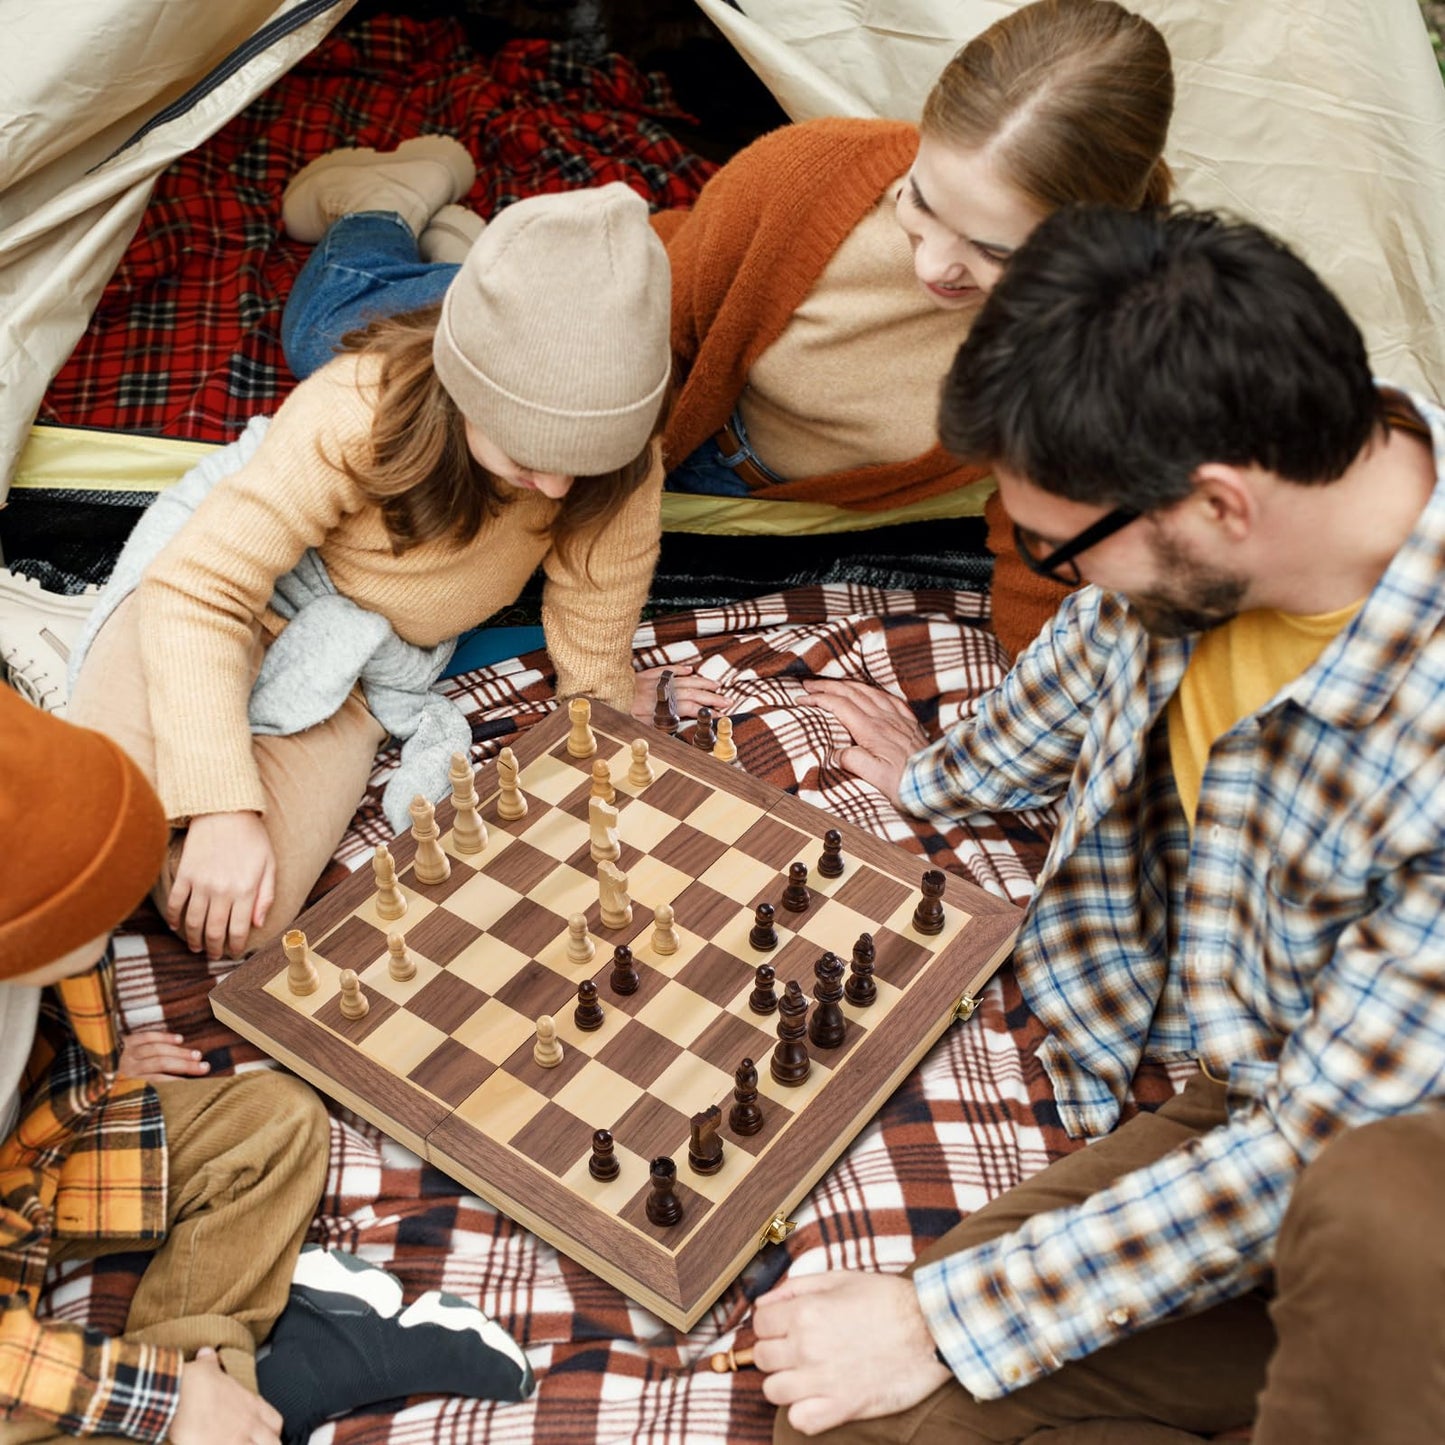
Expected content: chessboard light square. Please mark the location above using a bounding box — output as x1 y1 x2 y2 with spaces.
553 989 631 1055
684 792 763 845
625 855 693 914
526 862 597 922
450 997 536 1065
613 752 667 799
613 799 681 853
515 752 583 805
551 1057 643 1126
517 805 590 864
446 934 533 995
883 894 973 942
452 1067 547 1137
444 871 525 933
648 1050 735 1125
356 1009 452 1076
356 951 444 1006
262 955 343 1017
635 980 711 1049
796 900 878 957
699 849 779 907
351 887 438 935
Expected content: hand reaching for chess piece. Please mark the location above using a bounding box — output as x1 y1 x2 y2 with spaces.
632 664 736 724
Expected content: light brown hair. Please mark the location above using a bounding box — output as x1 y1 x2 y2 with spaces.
333 305 657 572
922 0 1174 211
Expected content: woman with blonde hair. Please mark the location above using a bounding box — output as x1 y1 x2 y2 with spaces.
656 0 1175 660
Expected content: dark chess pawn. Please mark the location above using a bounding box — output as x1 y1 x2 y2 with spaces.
912 869 947 936
609 943 640 995
729 1057 764 1136
748 962 779 1015
845 932 877 1008
589 1128 620 1182
692 705 716 751
645 1156 685 1226
770 979 811 1086
688 1104 725 1175
749 901 779 952
808 951 846 1050
653 670 681 735
817 828 845 879
781 861 812 914
574 978 605 1031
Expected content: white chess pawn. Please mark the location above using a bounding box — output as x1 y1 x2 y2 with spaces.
566 912 597 965
534 1014 564 1068
590 756 616 804
712 715 738 764
628 737 655 787
651 902 679 956
338 969 369 1020
387 932 416 982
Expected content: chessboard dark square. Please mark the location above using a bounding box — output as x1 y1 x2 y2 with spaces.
676 944 756 1008
316 915 389 973
642 768 712 820
406 970 490 1032
507 1100 594 1177
669 880 737 940
595 1020 684 1091
721 1081 794 1158
486 837 563 897
499 1033 591 1099
546 734 626 775
556 776 615 822
733 815 812 870
834 867 911 921
618 1168 710 1242
871 926 933 990
492 957 575 1020
748 873 812 916
405 907 483 966
314 986 398 1042
770 933 826 990
564 837 646 877
652 822 730 878
608 1090 693 1160
408 1037 495 1106
401 856 478 906
600 960 669 1016
491 897 569 959
689 1008 775 1077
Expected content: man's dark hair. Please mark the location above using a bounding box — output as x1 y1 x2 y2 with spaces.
939 206 1386 509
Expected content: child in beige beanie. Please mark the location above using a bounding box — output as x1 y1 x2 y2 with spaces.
64 155 726 970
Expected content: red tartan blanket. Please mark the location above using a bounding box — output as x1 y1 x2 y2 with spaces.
39 14 716 443
40 588 1185 1444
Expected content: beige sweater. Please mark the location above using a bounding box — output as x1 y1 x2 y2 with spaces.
138 355 662 823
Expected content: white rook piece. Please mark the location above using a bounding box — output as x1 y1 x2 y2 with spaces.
283 929 319 996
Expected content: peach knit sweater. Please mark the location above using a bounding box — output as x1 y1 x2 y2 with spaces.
137 355 661 823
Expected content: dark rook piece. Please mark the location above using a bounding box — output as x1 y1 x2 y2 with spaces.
808 951 846 1050
692 705 716 751
729 1057 764 1136
589 1128 620 1181
645 1156 684 1227
845 932 877 1008
688 1104 725 1175
653 670 681 735
609 943 640 995
912 869 947 936
817 828 845 879
781 862 811 914
749 901 778 952
574 978 605 1031
770 980 811 1086
748 962 779 1015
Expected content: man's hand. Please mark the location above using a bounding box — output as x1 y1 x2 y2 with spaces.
166 811 276 961
752 1271 952 1436
632 664 735 724
120 1029 211 1081
803 679 929 808
171 1348 282 1445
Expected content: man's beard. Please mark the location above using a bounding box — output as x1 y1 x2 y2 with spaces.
1125 537 1247 639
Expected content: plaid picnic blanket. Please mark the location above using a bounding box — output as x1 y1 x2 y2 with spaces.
39 586 1186 1444
38 14 716 443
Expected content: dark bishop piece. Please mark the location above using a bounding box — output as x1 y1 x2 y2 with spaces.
808 951 846 1050
770 979 811 1086
844 932 877 1008
781 862 811 914
817 828 845 879
729 1057 764 1136
912 869 947 936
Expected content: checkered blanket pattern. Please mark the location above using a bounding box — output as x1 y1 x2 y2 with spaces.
37 587 1187 1444
39 14 716 443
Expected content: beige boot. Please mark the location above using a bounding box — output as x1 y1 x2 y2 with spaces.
419 204 487 264
0 568 99 716
282 135 476 243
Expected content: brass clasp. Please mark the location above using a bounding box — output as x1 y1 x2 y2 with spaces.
759 1211 796 1249
953 993 978 1022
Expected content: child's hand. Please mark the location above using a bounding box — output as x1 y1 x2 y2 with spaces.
166 811 276 961
173 1348 282 1445
632 664 735 724
120 1029 211 1081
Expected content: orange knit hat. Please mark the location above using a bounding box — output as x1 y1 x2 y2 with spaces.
0 687 168 980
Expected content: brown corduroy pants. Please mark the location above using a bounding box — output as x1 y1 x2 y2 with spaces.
774 1072 1445 1445
1 1071 329 1444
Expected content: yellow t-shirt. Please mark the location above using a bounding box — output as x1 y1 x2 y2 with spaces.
1167 601 1362 827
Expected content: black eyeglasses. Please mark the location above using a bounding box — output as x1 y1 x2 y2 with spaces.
1012 506 1142 584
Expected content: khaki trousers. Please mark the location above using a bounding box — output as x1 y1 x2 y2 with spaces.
1 1071 329 1444
774 1072 1445 1445
68 593 386 955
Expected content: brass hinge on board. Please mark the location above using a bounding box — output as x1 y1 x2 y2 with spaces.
759 1211 797 1250
953 993 978 1022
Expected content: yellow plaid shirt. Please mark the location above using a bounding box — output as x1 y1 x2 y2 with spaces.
0 952 181 1440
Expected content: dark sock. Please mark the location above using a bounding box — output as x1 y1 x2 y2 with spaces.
257 1246 534 1443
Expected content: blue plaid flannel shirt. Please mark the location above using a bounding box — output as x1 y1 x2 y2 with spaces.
902 385 1445 1399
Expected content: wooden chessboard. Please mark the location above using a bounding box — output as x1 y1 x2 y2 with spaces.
211 702 1018 1329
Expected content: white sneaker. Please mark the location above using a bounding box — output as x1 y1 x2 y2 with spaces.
282 135 477 242
0 568 99 716
419 204 487 265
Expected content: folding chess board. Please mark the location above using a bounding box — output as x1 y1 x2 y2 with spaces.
211 702 1018 1328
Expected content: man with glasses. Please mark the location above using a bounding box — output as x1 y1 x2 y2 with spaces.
762 206 1445 1445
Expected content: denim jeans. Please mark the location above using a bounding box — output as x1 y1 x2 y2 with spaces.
281 211 458 380
664 407 786 497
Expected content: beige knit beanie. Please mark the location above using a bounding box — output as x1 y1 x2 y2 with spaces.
432 182 670 476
